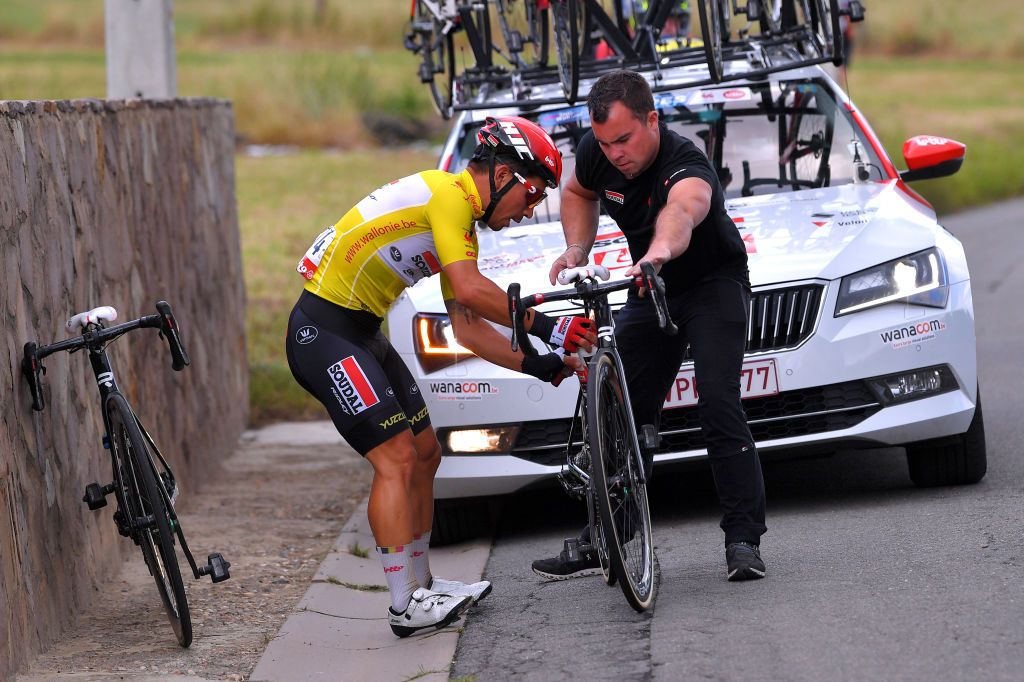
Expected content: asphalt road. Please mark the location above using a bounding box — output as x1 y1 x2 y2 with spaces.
451 198 1024 681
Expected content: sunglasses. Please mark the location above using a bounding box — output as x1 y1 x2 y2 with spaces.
513 172 548 209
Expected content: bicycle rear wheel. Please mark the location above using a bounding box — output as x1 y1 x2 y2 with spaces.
497 0 550 68
550 0 581 102
697 0 724 83
412 1 455 118
587 349 656 612
809 0 842 64
106 394 192 647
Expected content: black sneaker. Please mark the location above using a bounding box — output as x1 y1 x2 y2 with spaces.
726 542 766 581
531 538 600 581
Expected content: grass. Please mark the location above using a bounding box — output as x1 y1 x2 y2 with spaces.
0 0 410 50
852 0 1024 59
847 57 1024 215
317 577 389 593
0 46 441 147
237 147 437 425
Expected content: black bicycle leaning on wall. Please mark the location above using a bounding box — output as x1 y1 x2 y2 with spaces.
508 262 676 612
21 301 230 648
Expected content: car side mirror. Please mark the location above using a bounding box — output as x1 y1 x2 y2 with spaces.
899 135 965 183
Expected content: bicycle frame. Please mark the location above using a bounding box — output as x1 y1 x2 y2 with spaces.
571 283 644 482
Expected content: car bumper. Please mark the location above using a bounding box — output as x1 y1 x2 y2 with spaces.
422 281 978 499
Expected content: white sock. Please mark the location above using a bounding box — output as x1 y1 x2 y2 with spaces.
411 531 433 589
377 544 418 612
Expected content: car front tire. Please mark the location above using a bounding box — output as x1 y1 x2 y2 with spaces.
431 497 496 546
905 391 987 487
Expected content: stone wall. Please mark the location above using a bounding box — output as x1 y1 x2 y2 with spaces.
0 98 247 678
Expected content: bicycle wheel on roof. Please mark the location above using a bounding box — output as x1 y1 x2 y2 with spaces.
497 0 550 68
550 0 583 102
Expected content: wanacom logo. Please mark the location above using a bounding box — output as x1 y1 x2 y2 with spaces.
605 190 624 205
879 319 946 349
427 381 498 401
326 356 380 415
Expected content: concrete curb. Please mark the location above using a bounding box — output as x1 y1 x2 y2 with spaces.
250 499 492 681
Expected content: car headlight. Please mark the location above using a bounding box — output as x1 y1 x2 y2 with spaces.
413 313 476 373
835 247 949 317
866 365 958 404
442 426 520 454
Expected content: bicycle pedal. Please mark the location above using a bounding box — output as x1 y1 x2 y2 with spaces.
202 553 231 583
82 482 113 510
640 424 661 450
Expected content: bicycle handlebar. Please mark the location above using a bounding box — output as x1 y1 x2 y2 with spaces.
22 301 191 411
507 262 677 360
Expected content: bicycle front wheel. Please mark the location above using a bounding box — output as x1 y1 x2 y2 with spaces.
106 394 192 647
587 349 656 612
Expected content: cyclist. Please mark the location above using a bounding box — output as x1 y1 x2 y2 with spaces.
286 116 596 636
533 69 768 582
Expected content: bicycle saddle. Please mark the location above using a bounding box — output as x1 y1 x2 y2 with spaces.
66 306 118 334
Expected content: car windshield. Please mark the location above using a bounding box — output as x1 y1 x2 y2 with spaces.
450 76 886 224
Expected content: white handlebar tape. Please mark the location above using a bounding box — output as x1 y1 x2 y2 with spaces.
66 306 118 334
557 264 611 285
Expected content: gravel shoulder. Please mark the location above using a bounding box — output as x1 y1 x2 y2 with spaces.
16 422 372 682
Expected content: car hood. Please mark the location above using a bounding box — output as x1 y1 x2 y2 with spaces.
401 180 940 313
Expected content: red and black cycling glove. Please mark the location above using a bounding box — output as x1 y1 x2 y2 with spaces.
521 352 565 383
530 312 595 352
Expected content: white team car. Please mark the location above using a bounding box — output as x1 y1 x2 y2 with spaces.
385 58 984 543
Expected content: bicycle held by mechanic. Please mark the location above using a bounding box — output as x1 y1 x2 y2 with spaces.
508 261 676 611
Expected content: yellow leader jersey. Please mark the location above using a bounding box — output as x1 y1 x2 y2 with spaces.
297 169 484 316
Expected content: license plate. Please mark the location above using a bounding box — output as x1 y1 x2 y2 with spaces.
663 359 779 409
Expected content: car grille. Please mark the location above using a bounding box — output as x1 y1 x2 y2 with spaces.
509 379 881 467
550 283 825 359
744 283 824 354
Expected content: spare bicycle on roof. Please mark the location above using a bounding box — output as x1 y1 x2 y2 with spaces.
403 0 864 115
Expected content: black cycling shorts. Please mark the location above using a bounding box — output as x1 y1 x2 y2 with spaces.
285 291 431 456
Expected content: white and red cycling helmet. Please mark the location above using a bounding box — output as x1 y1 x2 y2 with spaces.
474 116 562 224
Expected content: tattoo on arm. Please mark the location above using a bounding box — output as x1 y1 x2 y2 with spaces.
449 302 477 325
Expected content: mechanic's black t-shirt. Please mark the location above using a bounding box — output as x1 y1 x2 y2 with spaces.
575 123 748 294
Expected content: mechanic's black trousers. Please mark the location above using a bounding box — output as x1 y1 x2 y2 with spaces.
616 276 767 547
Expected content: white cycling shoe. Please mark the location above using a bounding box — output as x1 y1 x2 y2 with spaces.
388 587 472 638
429 576 493 604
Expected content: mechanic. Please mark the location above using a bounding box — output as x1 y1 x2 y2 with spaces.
285 116 596 636
533 69 768 582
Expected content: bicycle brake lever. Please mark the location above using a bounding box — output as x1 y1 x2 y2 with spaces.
640 263 678 336
507 283 521 353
